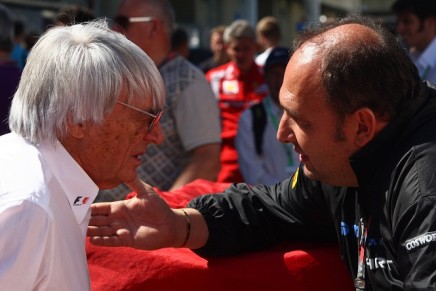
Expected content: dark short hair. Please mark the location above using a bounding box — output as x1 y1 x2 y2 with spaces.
14 20 25 37
294 15 422 122
171 27 188 50
391 0 436 21
54 5 95 26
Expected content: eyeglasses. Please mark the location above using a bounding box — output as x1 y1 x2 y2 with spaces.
112 15 155 30
116 100 166 133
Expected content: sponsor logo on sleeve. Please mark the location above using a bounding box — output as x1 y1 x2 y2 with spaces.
403 231 436 252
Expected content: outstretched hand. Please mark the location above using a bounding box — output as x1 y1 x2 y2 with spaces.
87 179 180 250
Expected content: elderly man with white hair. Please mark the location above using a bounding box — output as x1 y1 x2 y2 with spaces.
0 20 165 290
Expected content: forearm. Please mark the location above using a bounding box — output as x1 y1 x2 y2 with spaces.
170 161 220 190
170 144 221 191
187 177 337 257
187 183 292 257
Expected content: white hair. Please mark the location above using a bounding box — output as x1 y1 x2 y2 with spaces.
9 19 165 144
223 19 256 44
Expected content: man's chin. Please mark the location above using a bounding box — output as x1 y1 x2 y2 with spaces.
97 174 137 190
303 165 356 187
303 165 334 185
302 166 318 181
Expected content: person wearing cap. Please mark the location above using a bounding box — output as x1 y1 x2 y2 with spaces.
235 47 298 185
206 19 268 183
392 0 436 82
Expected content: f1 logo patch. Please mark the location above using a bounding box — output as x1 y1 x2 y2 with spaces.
73 196 90 206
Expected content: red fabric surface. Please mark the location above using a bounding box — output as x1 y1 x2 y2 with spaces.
87 179 354 291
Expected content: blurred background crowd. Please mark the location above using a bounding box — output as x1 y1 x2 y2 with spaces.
0 0 398 67
1 0 435 201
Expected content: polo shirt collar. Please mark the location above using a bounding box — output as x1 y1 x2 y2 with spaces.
410 37 436 78
38 139 98 224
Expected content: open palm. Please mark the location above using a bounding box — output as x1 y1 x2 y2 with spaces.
87 186 178 250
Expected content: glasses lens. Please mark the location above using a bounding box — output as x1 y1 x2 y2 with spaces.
113 15 129 30
147 107 165 132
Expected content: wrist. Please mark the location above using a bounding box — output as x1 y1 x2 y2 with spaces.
173 208 208 249
179 209 191 247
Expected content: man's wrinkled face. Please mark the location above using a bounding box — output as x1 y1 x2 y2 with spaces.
79 92 163 189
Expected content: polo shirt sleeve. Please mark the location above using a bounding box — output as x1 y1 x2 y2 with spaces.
174 70 221 151
0 200 52 290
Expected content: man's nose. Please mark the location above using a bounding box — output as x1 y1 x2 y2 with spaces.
145 122 164 144
277 115 296 144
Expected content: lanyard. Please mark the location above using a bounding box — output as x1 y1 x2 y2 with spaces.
355 217 371 290
421 66 430 80
263 98 294 168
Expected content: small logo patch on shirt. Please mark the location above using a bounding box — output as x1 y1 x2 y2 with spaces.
291 167 299 189
222 80 239 94
73 196 90 206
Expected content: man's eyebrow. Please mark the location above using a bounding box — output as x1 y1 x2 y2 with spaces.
284 107 301 119
279 102 300 118
279 89 310 122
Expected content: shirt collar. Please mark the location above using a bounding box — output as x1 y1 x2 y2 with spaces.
38 139 99 224
410 37 436 72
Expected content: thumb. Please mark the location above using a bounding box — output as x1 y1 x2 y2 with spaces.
125 177 156 199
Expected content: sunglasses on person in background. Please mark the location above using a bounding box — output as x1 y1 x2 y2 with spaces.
116 100 166 133
112 15 155 30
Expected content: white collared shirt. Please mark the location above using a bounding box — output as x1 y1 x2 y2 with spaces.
410 37 436 82
255 47 273 67
0 132 98 290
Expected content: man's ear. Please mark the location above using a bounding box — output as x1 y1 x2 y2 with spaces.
66 115 86 139
149 19 162 37
353 108 377 147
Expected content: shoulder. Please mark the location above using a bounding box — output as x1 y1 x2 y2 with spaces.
160 56 207 83
0 134 52 209
206 63 230 80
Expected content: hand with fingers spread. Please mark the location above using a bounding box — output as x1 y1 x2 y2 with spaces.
87 178 209 250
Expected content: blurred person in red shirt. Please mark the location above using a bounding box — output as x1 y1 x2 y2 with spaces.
206 20 268 183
